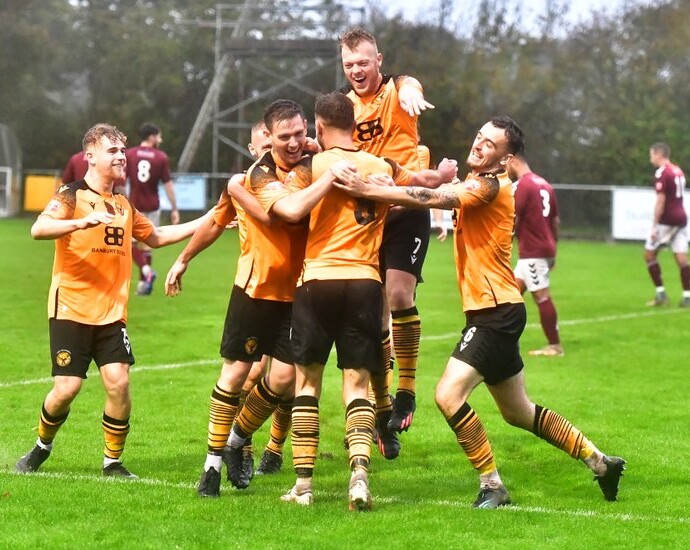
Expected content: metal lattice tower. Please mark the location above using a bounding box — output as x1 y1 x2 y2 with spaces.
178 1 365 173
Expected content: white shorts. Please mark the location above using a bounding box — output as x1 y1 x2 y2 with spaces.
644 225 688 254
514 258 552 292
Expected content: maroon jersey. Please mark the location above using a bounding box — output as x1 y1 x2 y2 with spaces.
514 172 558 259
126 145 172 212
654 163 687 227
62 152 88 184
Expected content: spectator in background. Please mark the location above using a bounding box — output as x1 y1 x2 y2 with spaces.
507 153 563 357
644 142 690 308
61 151 88 184
126 123 179 296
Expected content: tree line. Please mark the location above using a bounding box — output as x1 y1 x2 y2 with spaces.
1 0 687 186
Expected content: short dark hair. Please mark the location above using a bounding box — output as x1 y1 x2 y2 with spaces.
339 27 377 51
138 123 161 141
491 115 524 156
651 142 671 159
315 92 355 132
83 123 126 150
262 100 305 132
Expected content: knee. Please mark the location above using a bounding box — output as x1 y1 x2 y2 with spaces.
107 375 130 398
52 379 82 405
434 381 455 415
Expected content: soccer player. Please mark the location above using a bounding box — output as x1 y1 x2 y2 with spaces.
507 153 563 357
339 27 435 453
644 142 690 307
61 151 88 184
166 100 343 498
126 123 179 296
332 115 626 508
15 123 210 478
280 92 456 509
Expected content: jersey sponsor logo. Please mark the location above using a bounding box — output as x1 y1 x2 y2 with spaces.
356 118 384 142
104 226 125 246
244 337 259 355
55 349 72 367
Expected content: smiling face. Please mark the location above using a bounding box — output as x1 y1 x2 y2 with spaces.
87 135 127 182
466 122 513 174
341 40 383 98
269 115 307 168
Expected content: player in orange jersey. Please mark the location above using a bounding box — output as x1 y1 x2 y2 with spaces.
340 28 435 447
165 100 346 498
15 123 210 479
278 92 456 509
332 115 626 508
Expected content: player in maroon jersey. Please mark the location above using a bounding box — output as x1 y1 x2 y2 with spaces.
644 142 690 307
61 151 88 184
508 153 563 357
126 123 179 295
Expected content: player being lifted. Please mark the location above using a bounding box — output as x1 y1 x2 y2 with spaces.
339 28 435 458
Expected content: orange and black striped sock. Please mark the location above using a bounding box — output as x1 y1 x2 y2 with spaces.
368 330 392 405
37 403 69 446
234 377 282 439
447 402 496 474
207 384 240 455
102 413 130 460
533 404 597 460
392 307 421 396
291 395 319 478
345 398 375 471
265 398 292 456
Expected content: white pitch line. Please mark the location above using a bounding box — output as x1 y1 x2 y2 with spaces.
2 470 687 526
1 308 685 388
422 307 687 341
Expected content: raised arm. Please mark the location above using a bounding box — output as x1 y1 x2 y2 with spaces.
226 174 271 225
405 158 458 188
397 76 435 116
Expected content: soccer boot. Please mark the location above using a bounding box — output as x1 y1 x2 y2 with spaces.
348 470 372 512
387 391 416 433
646 291 668 307
103 461 139 479
222 445 250 489
197 467 221 498
256 450 283 475
472 485 511 509
528 344 565 357
143 270 157 295
15 445 51 473
242 447 255 480
281 484 313 506
595 455 626 501
375 409 400 460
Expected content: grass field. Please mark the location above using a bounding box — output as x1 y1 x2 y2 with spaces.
1 216 689 548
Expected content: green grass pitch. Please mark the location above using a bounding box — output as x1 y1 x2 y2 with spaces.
1 217 689 547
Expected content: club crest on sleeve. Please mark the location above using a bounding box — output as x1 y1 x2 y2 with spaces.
55 349 72 367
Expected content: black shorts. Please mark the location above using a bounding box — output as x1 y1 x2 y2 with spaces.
380 208 431 283
220 285 293 364
451 303 526 385
49 318 135 379
291 279 383 372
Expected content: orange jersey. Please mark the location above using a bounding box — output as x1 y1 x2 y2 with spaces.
40 181 155 325
345 75 420 170
289 147 412 283
451 171 523 312
233 152 310 301
212 185 250 244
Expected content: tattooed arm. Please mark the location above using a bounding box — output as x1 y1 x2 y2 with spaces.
332 164 461 210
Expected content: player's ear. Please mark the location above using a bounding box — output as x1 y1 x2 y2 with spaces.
376 52 383 68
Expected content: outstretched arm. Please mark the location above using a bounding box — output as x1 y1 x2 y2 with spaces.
406 158 458 188
333 165 460 210
226 174 271 225
163 214 224 296
397 76 435 116
31 211 115 240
